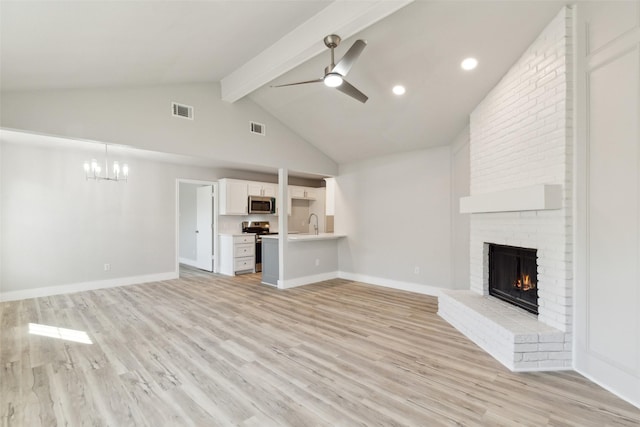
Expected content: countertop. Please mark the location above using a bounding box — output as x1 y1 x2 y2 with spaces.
219 232 256 236
261 233 346 242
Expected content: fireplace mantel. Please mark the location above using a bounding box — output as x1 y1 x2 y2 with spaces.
459 184 562 214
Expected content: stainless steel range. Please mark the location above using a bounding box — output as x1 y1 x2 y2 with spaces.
241 221 277 272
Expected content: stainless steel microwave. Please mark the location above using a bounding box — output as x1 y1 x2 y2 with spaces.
248 196 276 214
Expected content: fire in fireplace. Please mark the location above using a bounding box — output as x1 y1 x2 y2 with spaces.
488 244 538 315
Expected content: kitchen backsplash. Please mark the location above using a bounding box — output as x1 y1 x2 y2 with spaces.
288 199 310 233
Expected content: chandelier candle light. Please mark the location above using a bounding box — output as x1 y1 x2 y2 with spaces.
84 144 129 182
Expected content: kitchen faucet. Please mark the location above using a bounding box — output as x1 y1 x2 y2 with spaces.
308 213 319 235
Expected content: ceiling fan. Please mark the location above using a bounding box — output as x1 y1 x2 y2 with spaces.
272 34 368 103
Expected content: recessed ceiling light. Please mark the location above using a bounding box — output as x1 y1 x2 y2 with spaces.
461 57 478 71
392 85 406 95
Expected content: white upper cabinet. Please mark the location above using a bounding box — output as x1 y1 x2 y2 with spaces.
287 185 320 216
221 179 320 216
289 185 317 200
248 182 276 198
219 179 248 215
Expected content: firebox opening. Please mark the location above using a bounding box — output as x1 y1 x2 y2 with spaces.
488 244 538 315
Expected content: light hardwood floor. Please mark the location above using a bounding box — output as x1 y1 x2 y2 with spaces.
2 266 639 426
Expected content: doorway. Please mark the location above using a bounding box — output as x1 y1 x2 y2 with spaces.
177 179 219 275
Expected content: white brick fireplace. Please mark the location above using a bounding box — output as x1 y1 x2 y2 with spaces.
439 7 574 371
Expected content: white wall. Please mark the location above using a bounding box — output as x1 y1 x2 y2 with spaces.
1 136 224 299
451 127 470 290
575 1 640 409
335 146 452 293
0 83 337 176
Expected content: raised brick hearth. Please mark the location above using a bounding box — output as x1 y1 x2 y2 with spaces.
439 7 574 371
439 291 570 371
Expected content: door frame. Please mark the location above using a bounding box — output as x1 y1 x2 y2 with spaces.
176 179 219 274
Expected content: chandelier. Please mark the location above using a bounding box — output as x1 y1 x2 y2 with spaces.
83 144 129 182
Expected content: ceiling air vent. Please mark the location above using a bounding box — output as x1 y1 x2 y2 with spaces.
250 121 266 136
171 102 194 120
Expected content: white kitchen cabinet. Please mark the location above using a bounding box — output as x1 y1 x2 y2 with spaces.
289 185 305 199
220 234 255 275
219 179 248 215
289 185 317 200
288 185 319 216
247 182 276 198
304 187 317 200
220 178 279 215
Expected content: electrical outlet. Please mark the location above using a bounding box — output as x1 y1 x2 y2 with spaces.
104 263 111 271
414 266 420 275
315 258 320 266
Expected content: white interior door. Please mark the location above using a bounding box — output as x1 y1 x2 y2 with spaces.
196 185 213 271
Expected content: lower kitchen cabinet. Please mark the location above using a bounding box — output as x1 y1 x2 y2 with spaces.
220 234 255 275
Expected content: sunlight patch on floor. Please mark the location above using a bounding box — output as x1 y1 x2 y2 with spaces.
28 323 93 344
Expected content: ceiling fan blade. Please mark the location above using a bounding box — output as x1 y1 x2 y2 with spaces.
336 79 368 103
271 78 323 88
332 39 367 76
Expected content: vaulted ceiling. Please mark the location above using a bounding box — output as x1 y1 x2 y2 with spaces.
0 0 566 165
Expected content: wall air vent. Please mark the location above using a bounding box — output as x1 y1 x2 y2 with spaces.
250 121 266 136
171 102 194 120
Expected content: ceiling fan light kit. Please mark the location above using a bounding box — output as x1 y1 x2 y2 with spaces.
323 72 343 87
272 34 368 103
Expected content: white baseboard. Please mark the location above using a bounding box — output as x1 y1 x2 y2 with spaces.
0 271 179 302
278 271 339 289
1 269 442 302
574 359 640 410
337 271 443 297
179 257 198 268
277 271 446 296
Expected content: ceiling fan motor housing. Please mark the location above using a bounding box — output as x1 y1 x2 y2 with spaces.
323 34 341 48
